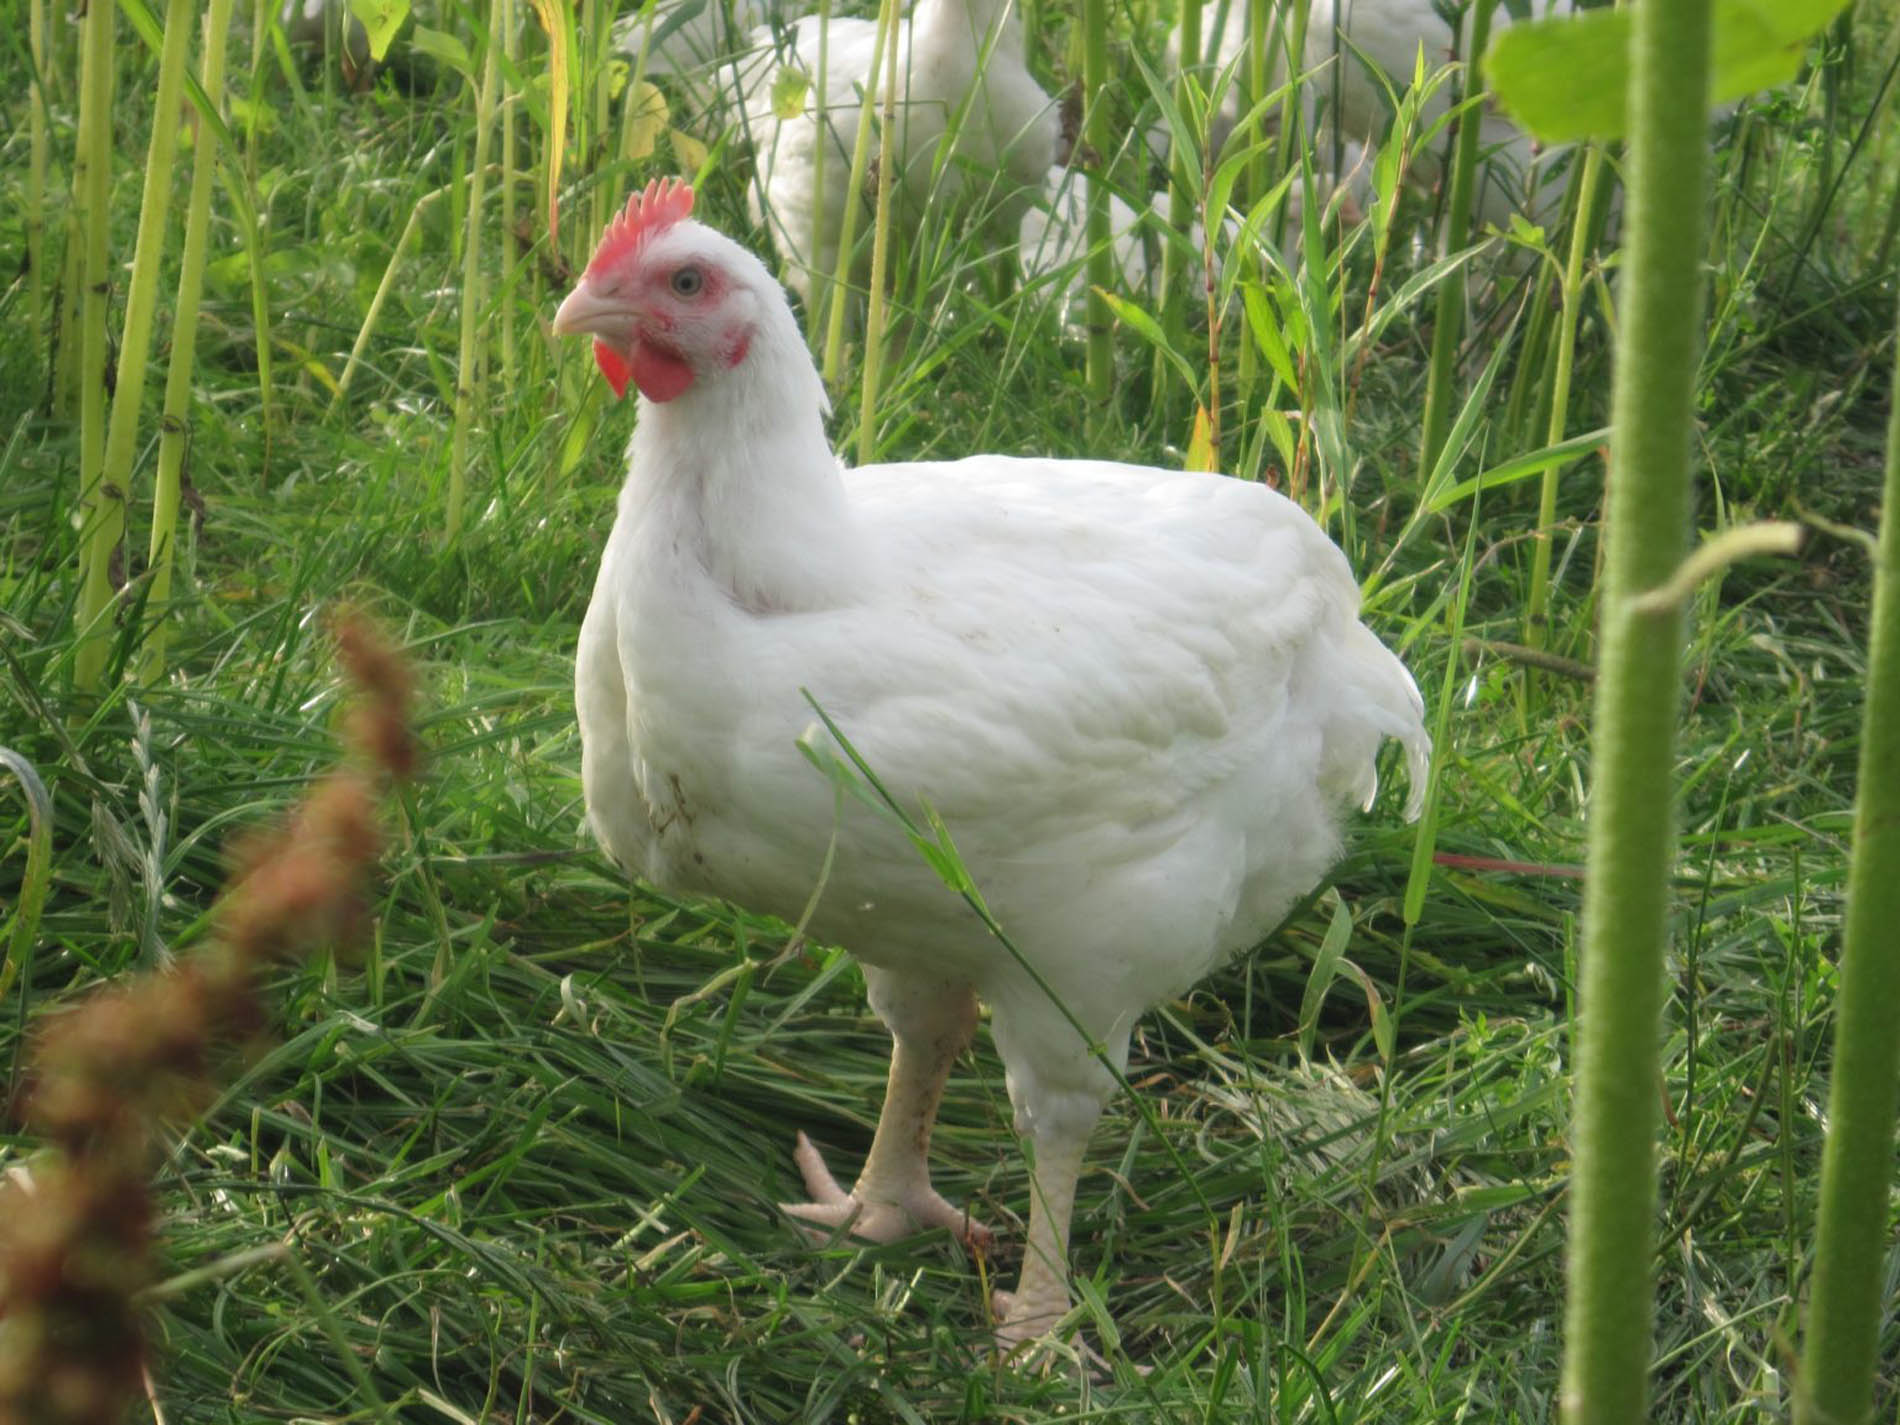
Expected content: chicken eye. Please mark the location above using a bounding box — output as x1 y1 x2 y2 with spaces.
671 266 704 298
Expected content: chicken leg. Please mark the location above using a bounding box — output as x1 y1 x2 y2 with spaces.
783 969 991 1248
992 1098 1101 1355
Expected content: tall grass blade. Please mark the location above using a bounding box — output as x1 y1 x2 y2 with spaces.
0 749 53 1010
1523 141 1607 665
1416 0 1495 482
821 0 899 390
856 0 903 466
1081 0 1112 420
26 0 50 372
449 7 504 541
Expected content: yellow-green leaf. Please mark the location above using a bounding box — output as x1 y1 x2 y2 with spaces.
669 126 710 172
348 0 409 62
770 65 811 121
1185 404 1218 473
525 0 569 246
623 79 669 160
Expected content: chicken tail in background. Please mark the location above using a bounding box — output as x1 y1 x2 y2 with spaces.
0 613 418 1424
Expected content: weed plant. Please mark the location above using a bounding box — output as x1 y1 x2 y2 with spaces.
0 1 1896 1419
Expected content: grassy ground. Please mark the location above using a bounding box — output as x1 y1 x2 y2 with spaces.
3 2 1898 1420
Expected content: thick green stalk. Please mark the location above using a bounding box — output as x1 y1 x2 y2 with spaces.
1559 0 1714 1421
1794 283 1900 1425
1524 142 1607 656
143 0 234 684
855 0 902 467
69 0 115 693
80 0 198 689
820 0 898 390
1416 0 1495 482
1081 0 1111 416
449 10 504 541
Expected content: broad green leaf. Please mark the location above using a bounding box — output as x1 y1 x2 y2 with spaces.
1241 284 1298 390
1487 0 1848 143
409 24 470 79
1099 290 1201 396
349 0 410 62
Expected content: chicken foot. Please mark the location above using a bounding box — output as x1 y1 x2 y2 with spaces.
783 973 991 1249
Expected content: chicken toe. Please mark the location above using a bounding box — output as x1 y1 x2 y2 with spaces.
782 1130 992 1248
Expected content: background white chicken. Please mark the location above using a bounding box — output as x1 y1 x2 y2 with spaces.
1163 0 1582 235
742 0 1058 304
553 179 1428 1351
1306 0 1583 233
612 0 798 130
1017 147 1369 335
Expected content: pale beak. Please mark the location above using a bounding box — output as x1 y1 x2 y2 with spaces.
553 280 629 339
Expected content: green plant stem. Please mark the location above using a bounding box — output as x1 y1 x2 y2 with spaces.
27 0 49 364
1417 0 1495 483
1794 282 1900 1425
499 0 519 388
1160 0 1203 358
449 9 503 542
820 0 898 391
1559 0 1713 1420
69 0 116 693
1524 142 1607 658
82 0 198 689
808 0 832 348
144 0 236 684
855 0 901 468
1081 0 1111 419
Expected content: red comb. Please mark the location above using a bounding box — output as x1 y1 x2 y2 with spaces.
585 178 695 281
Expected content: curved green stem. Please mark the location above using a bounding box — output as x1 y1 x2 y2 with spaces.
1794 282 1900 1425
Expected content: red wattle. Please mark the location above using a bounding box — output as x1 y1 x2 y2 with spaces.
629 340 696 402
593 340 633 399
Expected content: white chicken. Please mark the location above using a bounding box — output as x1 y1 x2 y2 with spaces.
742 0 1059 304
554 179 1429 1351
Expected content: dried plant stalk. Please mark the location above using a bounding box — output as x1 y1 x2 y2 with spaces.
0 615 418 1425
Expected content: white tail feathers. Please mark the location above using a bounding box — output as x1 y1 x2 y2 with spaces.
1333 621 1432 822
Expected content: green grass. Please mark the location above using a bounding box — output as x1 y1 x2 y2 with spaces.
2 2 1898 1419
